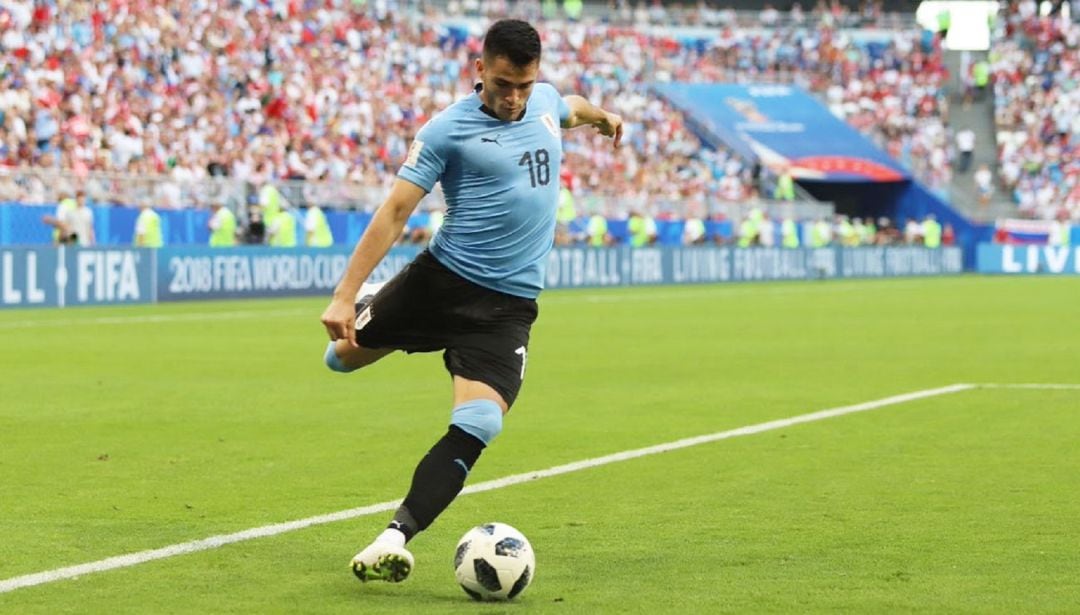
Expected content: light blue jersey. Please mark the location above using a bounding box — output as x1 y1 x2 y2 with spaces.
398 83 570 299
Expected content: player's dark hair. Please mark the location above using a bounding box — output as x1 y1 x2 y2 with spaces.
482 19 541 67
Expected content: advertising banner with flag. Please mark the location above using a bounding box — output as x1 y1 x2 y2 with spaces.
654 83 910 183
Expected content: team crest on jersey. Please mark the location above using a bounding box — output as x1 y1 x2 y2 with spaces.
540 113 560 137
404 139 424 168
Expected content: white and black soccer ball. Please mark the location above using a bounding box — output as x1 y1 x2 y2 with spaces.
453 522 535 601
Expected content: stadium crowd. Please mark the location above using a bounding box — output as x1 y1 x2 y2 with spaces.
991 0 1080 221
0 0 957 214
0 0 749 214
0 0 1072 226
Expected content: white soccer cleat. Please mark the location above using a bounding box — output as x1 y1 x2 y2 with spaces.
350 542 414 583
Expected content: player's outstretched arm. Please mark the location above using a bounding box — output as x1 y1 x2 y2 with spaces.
561 95 623 147
320 178 426 346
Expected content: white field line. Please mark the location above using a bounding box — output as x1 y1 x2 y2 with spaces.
978 383 1080 390
0 383 977 595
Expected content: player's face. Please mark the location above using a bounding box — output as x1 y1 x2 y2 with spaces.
477 55 539 122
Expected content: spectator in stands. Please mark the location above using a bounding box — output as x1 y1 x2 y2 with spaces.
0 1 991 230
990 2 1079 220
851 217 866 244
303 203 334 248
903 217 923 245
0 2 772 214
972 58 990 101
781 216 801 248
836 215 859 247
1048 211 1071 246
683 212 707 245
42 190 76 245
209 198 238 248
242 205 265 246
267 202 297 248
737 212 759 247
922 214 942 248
758 212 776 247
772 164 796 201
942 223 956 246
875 217 901 245
588 210 609 247
42 189 93 246
133 199 163 248
628 211 654 247
955 128 976 174
811 217 832 247
860 217 877 244
63 190 94 246
975 164 994 206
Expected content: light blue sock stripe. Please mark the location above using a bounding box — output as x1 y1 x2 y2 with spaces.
324 341 352 373
450 399 503 445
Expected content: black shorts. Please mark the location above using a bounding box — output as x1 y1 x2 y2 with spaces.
355 250 539 408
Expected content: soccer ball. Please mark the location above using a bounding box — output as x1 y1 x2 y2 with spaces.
453 522 535 601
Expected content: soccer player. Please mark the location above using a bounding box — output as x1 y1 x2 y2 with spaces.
319 19 623 583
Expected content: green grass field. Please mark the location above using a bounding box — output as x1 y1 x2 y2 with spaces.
1 276 1078 613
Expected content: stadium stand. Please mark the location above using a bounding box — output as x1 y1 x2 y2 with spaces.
0 0 767 214
991 0 1079 221
0 0 1074 247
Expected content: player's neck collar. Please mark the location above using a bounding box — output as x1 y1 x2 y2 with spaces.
474 83 527 122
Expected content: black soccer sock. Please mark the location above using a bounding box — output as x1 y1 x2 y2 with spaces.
391 425 486 541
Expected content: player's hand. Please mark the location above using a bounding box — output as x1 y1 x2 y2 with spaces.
321 298 358 348
594 111 623 148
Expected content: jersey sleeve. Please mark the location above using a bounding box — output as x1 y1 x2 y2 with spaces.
555 88 570 123
397 119 449 193
534 83 570 123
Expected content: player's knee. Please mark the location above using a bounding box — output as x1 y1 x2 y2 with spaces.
450 399 503 445
323 341 356 373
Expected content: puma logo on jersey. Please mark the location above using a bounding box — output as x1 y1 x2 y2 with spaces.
481 134 503 146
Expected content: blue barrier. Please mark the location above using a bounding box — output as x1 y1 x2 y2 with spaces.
544 246 963 289
156 245 420 302
0 203 215 246
0 246 154 308
976 244 1080 274
0 202 66 244
1 245 965 310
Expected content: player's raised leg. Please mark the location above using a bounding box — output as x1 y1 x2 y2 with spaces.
350 378 507 583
